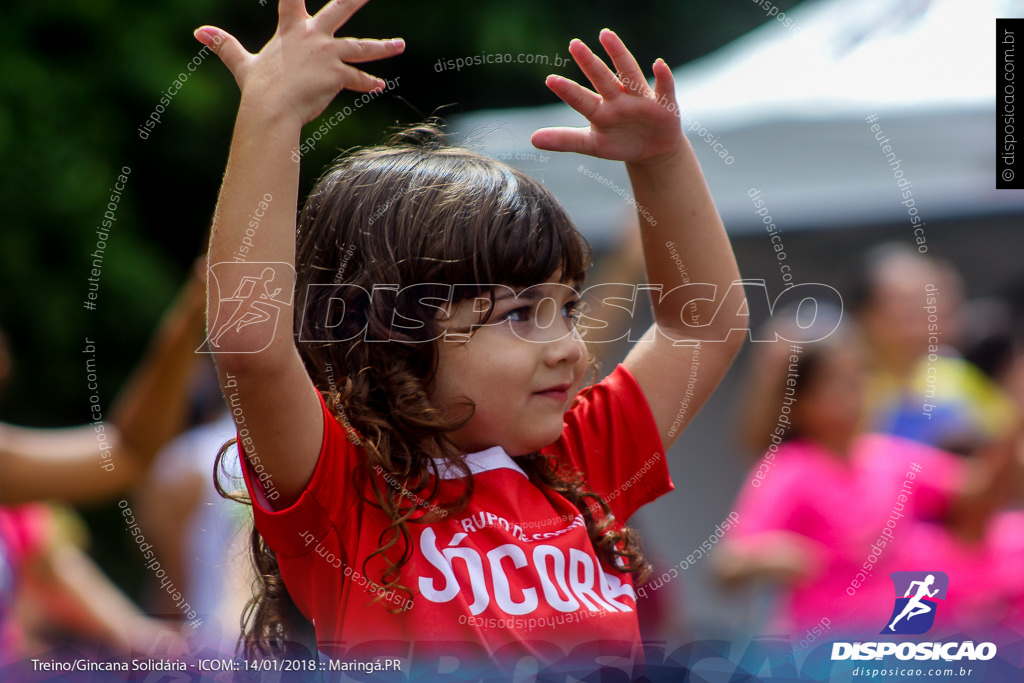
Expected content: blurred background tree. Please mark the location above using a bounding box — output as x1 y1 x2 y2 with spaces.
0 0 801 595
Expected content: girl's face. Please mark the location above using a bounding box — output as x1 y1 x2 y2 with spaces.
792 343 868 449
430 278 587 456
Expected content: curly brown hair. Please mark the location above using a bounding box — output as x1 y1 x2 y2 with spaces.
217 122 652 658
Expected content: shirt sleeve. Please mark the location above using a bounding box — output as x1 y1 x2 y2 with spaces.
727 453 804 540
865 434 966 521
722 449 829 568
545 364 673 522
238 390 359 558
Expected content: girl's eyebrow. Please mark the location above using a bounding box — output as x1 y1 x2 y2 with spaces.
492 283 583 303
494 288 533 303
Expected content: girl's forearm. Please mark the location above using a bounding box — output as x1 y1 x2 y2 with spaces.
28 540 177 653
206 100 304 358
626 141 742 339
0 274 204 503
0 427 129 503
109 271 206 471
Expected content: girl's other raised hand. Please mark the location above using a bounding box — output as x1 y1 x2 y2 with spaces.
193 0 404 127
532 29 683 167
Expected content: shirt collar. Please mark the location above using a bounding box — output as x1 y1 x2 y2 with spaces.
435 446 528 480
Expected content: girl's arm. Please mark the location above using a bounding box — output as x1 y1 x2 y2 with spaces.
713 530 827 586
533 30 744 451
21 520 184 655
107 265 207 480
0 270 205 504
0 426 127 503
196 0 403 505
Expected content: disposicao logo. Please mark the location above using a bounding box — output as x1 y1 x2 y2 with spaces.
831 571 998 663
882 571 947 634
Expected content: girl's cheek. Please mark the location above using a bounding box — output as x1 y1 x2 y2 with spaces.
574 342 588 376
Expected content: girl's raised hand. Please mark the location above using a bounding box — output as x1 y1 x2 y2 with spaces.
531 29 682 166
194 0 404 127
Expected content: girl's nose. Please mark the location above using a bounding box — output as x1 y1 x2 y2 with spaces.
543 324 584 367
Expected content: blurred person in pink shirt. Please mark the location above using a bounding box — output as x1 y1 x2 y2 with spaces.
714 309 1019 638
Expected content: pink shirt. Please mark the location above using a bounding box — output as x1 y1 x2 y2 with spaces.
727 435 963 635
0 505 48 664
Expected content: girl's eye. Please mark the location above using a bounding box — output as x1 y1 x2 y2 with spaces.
563 300 581 324
503 306 532 323
501 300 580 325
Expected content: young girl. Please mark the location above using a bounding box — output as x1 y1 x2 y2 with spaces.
196 0 743 673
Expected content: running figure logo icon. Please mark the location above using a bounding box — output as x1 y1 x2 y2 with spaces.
882 571 949 634
202 262 294 354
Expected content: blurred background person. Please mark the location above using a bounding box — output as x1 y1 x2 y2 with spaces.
0 268 207 504
133 360 250 654
1 505 181 665
957 297 1024 628
0 268 206 665
849 243 1019 455
714 309 1021 638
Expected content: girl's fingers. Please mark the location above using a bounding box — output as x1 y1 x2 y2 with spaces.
598 29 647 95
278 0 310 32
652 58 677 105
530 127 594 156
193 26 249 77
568 38 623 100
342 65 387 92
313 0 372 34
543 74 601 119
337 37 405 64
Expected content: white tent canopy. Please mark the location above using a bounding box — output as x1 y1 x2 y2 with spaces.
450 0 1024 248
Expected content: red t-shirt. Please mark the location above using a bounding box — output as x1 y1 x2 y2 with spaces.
240 364 671 672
